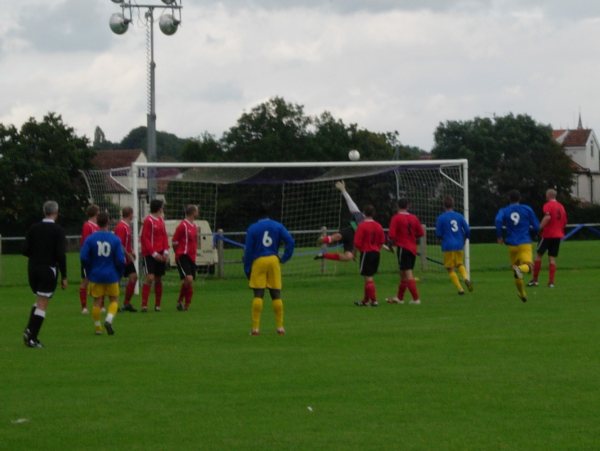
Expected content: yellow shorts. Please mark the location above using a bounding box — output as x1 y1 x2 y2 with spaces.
249 255 282 290
508 244 532 266
88 282 120 299
443 251 464 269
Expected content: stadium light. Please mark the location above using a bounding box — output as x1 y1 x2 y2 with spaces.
108 0 183 201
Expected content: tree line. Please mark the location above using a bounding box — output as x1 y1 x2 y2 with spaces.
0 97 587 238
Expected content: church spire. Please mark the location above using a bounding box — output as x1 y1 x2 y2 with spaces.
577 111 583 129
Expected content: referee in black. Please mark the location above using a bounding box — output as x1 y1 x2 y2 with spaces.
22 200 68 348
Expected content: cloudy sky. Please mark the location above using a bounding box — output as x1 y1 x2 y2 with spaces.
1 0 599 151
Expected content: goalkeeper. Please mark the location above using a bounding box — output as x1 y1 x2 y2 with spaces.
315 180 365 262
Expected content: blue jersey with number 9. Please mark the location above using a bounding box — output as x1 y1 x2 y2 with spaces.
495 203 540 245
243 218 295 277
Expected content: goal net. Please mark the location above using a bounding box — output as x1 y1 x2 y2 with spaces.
82 160 468 279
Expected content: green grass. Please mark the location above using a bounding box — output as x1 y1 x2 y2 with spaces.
1 242 599 450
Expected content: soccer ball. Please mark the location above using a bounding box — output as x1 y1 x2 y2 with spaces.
348 149 360 161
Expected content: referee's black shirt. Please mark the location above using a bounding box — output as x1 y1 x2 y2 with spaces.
23 219 67 279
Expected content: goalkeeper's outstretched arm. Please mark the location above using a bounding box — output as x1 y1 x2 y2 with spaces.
335 181 363 222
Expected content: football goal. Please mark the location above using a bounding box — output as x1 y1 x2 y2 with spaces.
82 160 469 278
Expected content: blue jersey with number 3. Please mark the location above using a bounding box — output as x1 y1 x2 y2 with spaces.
495 203 540 246
243 218 295 277
80 231 125 284
435 210 470 252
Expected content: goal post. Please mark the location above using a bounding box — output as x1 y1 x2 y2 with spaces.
126 159 469 278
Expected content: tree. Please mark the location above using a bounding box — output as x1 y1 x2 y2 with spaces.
180 133 224 162
432 114 574 225
222 97 314 162
0 113 96 235
120 126 187 161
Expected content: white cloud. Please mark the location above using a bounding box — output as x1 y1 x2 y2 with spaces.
0 0 599 150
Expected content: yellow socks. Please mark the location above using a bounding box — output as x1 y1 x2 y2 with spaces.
106 301 119 323
448 271 463 292
515 279 526 297
251 297 263 330
272 299 284 329
458 264 468 281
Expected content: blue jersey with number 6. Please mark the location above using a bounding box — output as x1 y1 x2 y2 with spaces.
495 203 540 246
80 231 125 284
243 218 295 277
435 210 470 252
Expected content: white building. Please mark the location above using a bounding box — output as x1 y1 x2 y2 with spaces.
553 116 600 204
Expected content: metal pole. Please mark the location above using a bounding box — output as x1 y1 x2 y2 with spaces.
146 7 157 201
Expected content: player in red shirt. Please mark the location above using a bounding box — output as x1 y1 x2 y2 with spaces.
353 205 385 307
140 199 169 312
114 206 138 312
528 189 568 288
172 204 199 311
387 198 425 305
79 204 99 314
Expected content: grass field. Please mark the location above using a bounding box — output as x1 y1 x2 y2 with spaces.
1 242 599 450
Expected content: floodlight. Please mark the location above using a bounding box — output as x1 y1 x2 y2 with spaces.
111 0 125 4
161 0 177 5
159 14 180 35
109 13 130 35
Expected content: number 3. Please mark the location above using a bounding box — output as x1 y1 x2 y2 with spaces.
450 219 459 232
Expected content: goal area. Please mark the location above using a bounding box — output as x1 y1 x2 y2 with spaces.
82 160 469 279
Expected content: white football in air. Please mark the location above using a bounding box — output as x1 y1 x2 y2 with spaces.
348 149 360 161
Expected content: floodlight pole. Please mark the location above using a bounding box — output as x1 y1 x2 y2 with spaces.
146 7 157 201
109 0 182 202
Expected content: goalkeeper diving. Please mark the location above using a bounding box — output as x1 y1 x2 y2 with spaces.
314 180 365 262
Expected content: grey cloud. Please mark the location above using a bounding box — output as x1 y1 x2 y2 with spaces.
13 0 111 53
216 0 600 18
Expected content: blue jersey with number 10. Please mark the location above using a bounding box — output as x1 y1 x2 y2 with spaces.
495 203 540 246
435 210 470 252
243 218 295 277
80 231 125 284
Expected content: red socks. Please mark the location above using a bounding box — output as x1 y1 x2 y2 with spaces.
398 281 408 300
323 253 341 261
398 280 419 300
141 283 151 308
532 260 541 281
364 280 376 302
407 279 419 300
549 263 556 284
79 288 87 308
124 280 136 304
184 285 193 308
155 282 163 308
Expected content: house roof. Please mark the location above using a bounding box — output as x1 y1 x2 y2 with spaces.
92 149 144 170
557 129 592 148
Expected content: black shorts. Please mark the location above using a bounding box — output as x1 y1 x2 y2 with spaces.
397 247 417 271
80 260 87 280
123 262 137 277
536 238 561 257
176 255 197 280
28 263 58 298
359 251 380 277
340 226 355 253
143 255 166 277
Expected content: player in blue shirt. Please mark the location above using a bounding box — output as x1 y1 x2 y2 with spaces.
244 204 295 336
435 195 473 295
80 212 125 335
495 190 540 302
